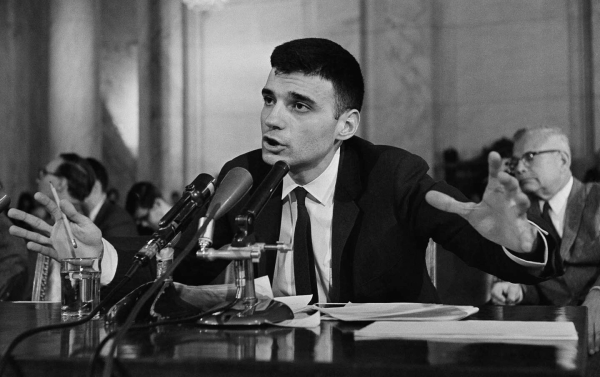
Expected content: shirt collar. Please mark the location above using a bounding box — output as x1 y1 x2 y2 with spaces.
545 176 573 214
88 194 107 222
281 147 341 206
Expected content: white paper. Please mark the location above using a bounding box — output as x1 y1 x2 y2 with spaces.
316 303 479 321
355 320 578 344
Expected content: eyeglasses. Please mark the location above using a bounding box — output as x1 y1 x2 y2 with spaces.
508 150 562 171
38 167 59 180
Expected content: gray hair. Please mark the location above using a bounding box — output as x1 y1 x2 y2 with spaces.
513 126 571 156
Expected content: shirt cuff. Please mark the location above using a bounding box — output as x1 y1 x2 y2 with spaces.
501 220 548 268
100 238 117 285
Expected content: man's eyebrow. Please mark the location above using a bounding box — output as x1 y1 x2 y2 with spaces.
261 88 318 107
261 88 274 96
289 91 316 106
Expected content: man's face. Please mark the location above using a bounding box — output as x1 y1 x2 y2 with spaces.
133 199 169 231
512 136 568 200
260 69 345 184
37 157 63 199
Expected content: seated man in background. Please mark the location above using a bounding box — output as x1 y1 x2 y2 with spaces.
10 39 562 330
490 126 600 354
125 181 172 236
84 157 137 237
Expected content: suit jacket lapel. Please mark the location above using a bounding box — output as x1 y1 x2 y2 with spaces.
561 179 585 260
329 143 361 302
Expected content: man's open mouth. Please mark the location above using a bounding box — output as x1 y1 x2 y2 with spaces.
263 136 282 147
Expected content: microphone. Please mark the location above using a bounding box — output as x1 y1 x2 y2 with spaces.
197 167 253 252
135 173 216 264
0 189 10 213
232 161 289 246
238 161 289 220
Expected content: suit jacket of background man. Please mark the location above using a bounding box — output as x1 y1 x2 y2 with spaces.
175 136 561 304
522 178 600 305
94 200 138 238
0 212 29 300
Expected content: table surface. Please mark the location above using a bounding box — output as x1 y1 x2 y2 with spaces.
0 302 593 377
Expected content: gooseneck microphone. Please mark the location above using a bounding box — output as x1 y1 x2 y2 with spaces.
197 167 253 252
134 173 216 265
232 161 290 246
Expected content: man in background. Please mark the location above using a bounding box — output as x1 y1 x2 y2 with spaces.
124 181 172 235
84 157 137 237
491 126 600 353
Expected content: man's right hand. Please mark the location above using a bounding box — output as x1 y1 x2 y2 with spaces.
490 281 524 305
8 192 103 260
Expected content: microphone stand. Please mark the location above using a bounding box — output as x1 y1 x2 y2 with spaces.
195 223 293 326
196 161 294 326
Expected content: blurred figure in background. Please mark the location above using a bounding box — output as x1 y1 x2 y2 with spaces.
107 187 120 205
0 180 29 300
84 157 137 238
125 182 172 236
583 148 600 183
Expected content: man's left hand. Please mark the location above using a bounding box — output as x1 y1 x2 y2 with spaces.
426 151 537 253
583 289 600 354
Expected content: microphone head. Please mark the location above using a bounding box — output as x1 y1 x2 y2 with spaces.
206 167 253 220
189 173 216 204
0 189 10 213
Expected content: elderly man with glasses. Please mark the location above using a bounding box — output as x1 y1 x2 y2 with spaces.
491 126 600 354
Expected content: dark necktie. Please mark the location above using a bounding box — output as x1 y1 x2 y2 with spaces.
542 201 560 240
293 187 319 303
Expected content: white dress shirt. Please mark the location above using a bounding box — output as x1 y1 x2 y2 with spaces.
272 147 340 302
541 176 573 238
88 194 107 222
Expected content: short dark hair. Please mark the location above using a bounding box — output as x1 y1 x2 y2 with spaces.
270 38 364 118
86 157 109 192
125 181 162 216
55 153 96 202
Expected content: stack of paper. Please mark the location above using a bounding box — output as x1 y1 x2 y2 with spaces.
316 303 479 321
355 320 578 344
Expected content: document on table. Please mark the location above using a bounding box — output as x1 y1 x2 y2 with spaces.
315 303 479 321
355 320 578 344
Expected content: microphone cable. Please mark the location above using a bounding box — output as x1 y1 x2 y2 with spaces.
0 259 146 377
98 219 213 377
97 167 254 377
86 298 237 377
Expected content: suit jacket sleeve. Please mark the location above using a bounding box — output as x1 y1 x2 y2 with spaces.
402 156 560 284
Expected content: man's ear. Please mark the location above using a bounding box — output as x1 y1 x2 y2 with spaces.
559 150 571 170
336 109 360 141
55 176 69 193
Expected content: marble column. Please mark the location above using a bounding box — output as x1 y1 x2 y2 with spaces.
48 0 100 158
363 0 435 170
138 0 186 197
182 7 206 185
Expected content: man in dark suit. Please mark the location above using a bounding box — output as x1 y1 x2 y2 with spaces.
176 38 559 299
491 126 600 353
8 39 558 315
85 157 137 238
